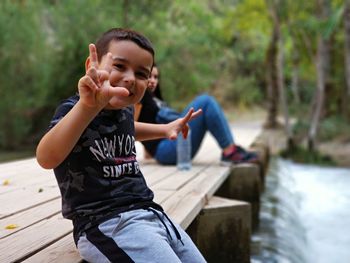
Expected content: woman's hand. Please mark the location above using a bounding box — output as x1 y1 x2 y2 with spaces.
166 108 202 140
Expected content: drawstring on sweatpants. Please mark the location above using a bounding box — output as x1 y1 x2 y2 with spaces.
146 208 184 246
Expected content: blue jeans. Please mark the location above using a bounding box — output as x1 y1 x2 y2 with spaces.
154 94 234 165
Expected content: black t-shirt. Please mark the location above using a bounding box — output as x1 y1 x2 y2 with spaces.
138 90 163 156
49 95 160 243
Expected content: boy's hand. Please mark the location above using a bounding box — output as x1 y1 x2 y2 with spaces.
78 44 129 109
166 108 202 140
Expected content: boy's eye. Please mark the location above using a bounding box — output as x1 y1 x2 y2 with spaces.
136 72 148 80
114 64 125 70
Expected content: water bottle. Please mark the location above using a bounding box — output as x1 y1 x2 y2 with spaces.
177 130 192 171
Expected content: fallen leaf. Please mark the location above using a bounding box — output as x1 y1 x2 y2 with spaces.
3 179 10 186
5 224 18 230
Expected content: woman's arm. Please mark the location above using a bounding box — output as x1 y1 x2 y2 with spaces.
135 108 202 141
134 122 168 141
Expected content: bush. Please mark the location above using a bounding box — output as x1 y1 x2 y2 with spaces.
318 116 350 142
280 144 336 166
224 75 263 107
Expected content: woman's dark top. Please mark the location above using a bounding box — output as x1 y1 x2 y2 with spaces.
138 90 162 156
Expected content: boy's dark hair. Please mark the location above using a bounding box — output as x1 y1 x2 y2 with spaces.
95 28 155 62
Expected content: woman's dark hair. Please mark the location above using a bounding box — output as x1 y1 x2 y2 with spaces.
152 64 163 100
95 28 155 63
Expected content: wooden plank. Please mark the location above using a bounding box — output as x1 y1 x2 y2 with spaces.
0 174 54 195
0 164 52 180
193 135 221 165
0 159 55 196
22 234 81 263
168 194 204 230
0 158 37 176
143 165 178 187
0 198 61 238
162 165 231 229
0 184 60 219
152 165 205 191
201 166 233 198
138 163 160 174
0 214 72 263
154 190 174 204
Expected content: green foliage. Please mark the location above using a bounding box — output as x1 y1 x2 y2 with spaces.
225 75 262 107
147 0 233 105
318 116 350 141
280 144 336 166
0 0 349 152
0 0 50 148
291 113 350 145
291 118 310 140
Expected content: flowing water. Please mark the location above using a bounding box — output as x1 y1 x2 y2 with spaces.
251 158 350 263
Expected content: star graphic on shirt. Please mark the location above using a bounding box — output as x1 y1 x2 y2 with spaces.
68 170 85 192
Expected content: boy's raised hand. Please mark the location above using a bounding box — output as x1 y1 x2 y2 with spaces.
78 44 129 109
166 108 202 140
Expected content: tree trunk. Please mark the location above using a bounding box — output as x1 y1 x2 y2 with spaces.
307 0 330 151
345 0 350 96
308 38 326 151
270 2 293 145
343 0 350 119
264 5 279 128
277 34 293 146
291 50 300 104
287 19 301 104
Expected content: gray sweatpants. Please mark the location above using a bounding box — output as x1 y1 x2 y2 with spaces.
77 208 206 263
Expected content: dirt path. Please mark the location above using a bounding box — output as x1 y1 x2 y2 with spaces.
319 141 350 167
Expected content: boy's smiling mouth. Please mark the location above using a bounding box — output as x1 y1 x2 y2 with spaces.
127 88 134 96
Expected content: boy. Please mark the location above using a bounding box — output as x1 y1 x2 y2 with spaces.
36 28 205 263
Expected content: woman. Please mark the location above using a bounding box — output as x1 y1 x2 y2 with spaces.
137 65 258 165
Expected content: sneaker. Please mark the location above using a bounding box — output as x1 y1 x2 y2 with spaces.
221 145 259 165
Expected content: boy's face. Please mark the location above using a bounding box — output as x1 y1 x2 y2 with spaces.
99 40 153 109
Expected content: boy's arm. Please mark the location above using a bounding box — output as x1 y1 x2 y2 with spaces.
135 108 202 141
36 102 100 169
